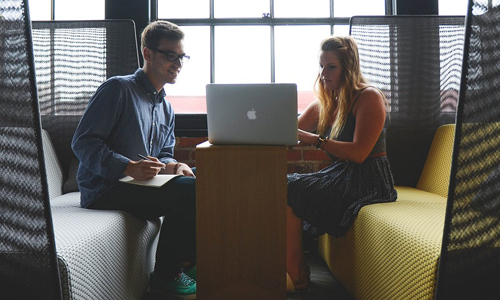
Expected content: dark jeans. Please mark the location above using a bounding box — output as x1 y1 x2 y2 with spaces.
89 174 196 280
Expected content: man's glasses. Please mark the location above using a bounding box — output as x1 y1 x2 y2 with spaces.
149 48 190 63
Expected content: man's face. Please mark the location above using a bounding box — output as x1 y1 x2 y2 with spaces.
146 38 186 85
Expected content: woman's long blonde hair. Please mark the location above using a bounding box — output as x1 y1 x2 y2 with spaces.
315 36 373 138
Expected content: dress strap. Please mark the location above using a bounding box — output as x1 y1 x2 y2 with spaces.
351 86 372 109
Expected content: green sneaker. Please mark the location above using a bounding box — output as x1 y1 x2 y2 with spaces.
150 271 196 299
184 266 196 281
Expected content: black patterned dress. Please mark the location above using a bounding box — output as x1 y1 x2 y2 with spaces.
287 103 397 238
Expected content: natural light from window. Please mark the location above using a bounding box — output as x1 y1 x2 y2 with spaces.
28 0 384 114
439 0 469 15
159 0 385 113
29 0 470 114
29 0 104 20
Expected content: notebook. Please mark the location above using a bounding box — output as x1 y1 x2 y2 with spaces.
206 83 298 146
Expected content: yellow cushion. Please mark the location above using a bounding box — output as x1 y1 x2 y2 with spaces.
319 193 446 300
395 186 447 203
318 124 455 300
416 124 455 197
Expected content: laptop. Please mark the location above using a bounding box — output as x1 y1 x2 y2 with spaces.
206 83 298 146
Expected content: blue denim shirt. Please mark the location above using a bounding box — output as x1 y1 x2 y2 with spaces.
72 69 177 208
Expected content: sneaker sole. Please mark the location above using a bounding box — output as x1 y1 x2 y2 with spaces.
150 288 197 300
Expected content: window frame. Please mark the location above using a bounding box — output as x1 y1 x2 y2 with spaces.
32 0 106 20
32 0 395 137
152 0 393 136
152 0 392 83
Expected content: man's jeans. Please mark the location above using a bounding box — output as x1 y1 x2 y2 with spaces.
89 175 196 279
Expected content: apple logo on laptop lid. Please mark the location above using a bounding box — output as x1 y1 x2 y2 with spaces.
247 108 257 120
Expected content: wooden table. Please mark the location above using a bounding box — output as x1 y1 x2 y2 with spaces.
196 141 287 300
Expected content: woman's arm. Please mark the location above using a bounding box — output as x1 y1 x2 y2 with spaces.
300 88 386 164
298 100 320 133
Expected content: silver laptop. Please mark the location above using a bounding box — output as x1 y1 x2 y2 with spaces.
206 83 298 146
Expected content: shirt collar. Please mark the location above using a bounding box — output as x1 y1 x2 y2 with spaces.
135 68 166 104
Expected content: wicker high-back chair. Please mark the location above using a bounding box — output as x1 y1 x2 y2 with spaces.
31 20 140 175
436 0 500 298
350 16 466 187
0 1 62 298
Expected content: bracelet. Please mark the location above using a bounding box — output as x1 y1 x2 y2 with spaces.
315 136 327 149
173 163 180 174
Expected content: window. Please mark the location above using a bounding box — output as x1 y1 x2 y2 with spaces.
439 0 469 15
157 0 388 114
28 0 52 20
29 0 105 21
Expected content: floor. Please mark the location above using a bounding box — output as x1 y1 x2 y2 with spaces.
142 251 354 300
286 252 354 300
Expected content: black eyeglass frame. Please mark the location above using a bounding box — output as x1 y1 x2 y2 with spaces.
148 47 190 63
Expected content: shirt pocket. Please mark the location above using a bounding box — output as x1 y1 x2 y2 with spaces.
157 124 173 148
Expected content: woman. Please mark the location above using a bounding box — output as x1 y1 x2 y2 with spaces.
286 36 397 292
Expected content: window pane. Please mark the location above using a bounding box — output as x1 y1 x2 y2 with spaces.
214 26 270 83
334 0 385 17
334 25 350 36
29 0 51 21
274 0 330 18
275 26 330 112
215 0 269 18
55 0 104 20
166 26 211 114
439 0 468 15
158 0 208 19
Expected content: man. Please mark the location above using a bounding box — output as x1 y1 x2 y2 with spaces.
72 21 196 299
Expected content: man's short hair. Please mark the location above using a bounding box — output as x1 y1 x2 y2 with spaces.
141 20 184 51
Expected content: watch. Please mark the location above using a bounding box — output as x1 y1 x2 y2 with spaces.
316 136 327 149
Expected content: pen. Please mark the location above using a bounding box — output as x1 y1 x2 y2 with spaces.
138 154 150 161
138 154 166 169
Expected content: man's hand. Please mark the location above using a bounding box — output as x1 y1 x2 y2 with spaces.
175 162 196 178
124 157 166 181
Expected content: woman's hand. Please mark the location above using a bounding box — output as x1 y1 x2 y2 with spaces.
298 129 319 147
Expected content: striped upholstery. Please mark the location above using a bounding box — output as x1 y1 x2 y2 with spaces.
319 124 455 300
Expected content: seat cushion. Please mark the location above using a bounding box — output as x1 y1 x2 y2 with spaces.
51 193 161 300
42 129 64 199
319 189 446 300
395 186 447 203
416 124 455 197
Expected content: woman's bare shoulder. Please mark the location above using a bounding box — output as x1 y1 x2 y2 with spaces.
353 86 386 112
359 86 383 97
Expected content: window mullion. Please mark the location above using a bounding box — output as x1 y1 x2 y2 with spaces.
387 0 395 15
151 0 158 21
271 25 275 83
210 25 215 83
210 0 215 83
270 0 275 83
51 0 55 20
331 0 334 34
